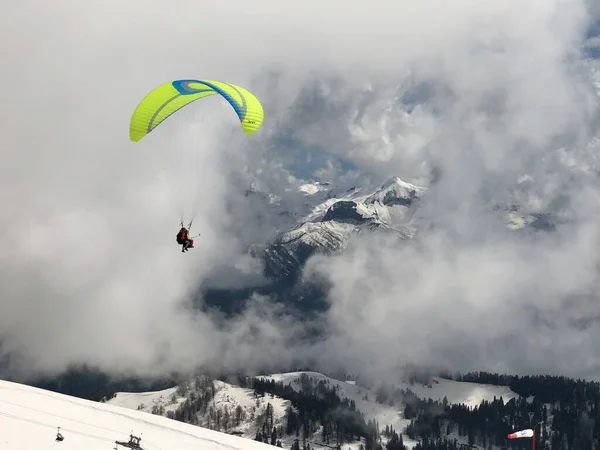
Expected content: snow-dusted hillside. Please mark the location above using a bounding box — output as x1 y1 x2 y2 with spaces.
108 376 290 440
261 371 518 419
261 372 411 443
393 376 519 409
106 371 519 450
260 372 520 450
0 378 279 450
106 384 186 415
107 371 412 449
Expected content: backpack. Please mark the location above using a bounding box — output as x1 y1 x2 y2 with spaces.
176 229 186 244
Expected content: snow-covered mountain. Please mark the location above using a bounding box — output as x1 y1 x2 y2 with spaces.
257 177 425 280
202 174 563 316
250 174 561 282
0 378 278 450
105 371 519 450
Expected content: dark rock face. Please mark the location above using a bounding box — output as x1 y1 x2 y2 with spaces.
322 201 367 224
380 189 416 206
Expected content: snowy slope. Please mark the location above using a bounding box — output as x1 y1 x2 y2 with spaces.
103 371 519 450
260 372 519 450
0 379 280 450
394 376 519 408
107 385 186 415
108 377 290 439
107 372 410 450
262 372 409 437
262 371 518 414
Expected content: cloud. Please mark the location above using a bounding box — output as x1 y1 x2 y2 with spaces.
1 0 599 382
292 1 600 381
305 217 600 381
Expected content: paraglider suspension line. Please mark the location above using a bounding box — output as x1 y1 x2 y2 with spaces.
180 220 194 232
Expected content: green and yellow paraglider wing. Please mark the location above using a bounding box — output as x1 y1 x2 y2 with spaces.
129 79 264 142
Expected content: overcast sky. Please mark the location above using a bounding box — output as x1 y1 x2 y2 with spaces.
2 0 600 383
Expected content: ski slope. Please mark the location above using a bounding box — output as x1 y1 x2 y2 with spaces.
263 371 519 410
0 379 281 450
109 378 290 437
107 385 185 414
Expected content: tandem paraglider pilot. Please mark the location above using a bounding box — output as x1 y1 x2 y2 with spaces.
176 227 194 253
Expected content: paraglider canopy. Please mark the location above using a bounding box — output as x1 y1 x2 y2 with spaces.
128 78 263 245
129 79 264 142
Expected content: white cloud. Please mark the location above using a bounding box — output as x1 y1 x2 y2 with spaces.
1 0 599 380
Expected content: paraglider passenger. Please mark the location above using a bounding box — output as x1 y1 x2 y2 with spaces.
176 227 194 253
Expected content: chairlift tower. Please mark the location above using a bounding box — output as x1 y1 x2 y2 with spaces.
115 433 144 450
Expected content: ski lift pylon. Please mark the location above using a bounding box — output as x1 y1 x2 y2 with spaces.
115 433 143 450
